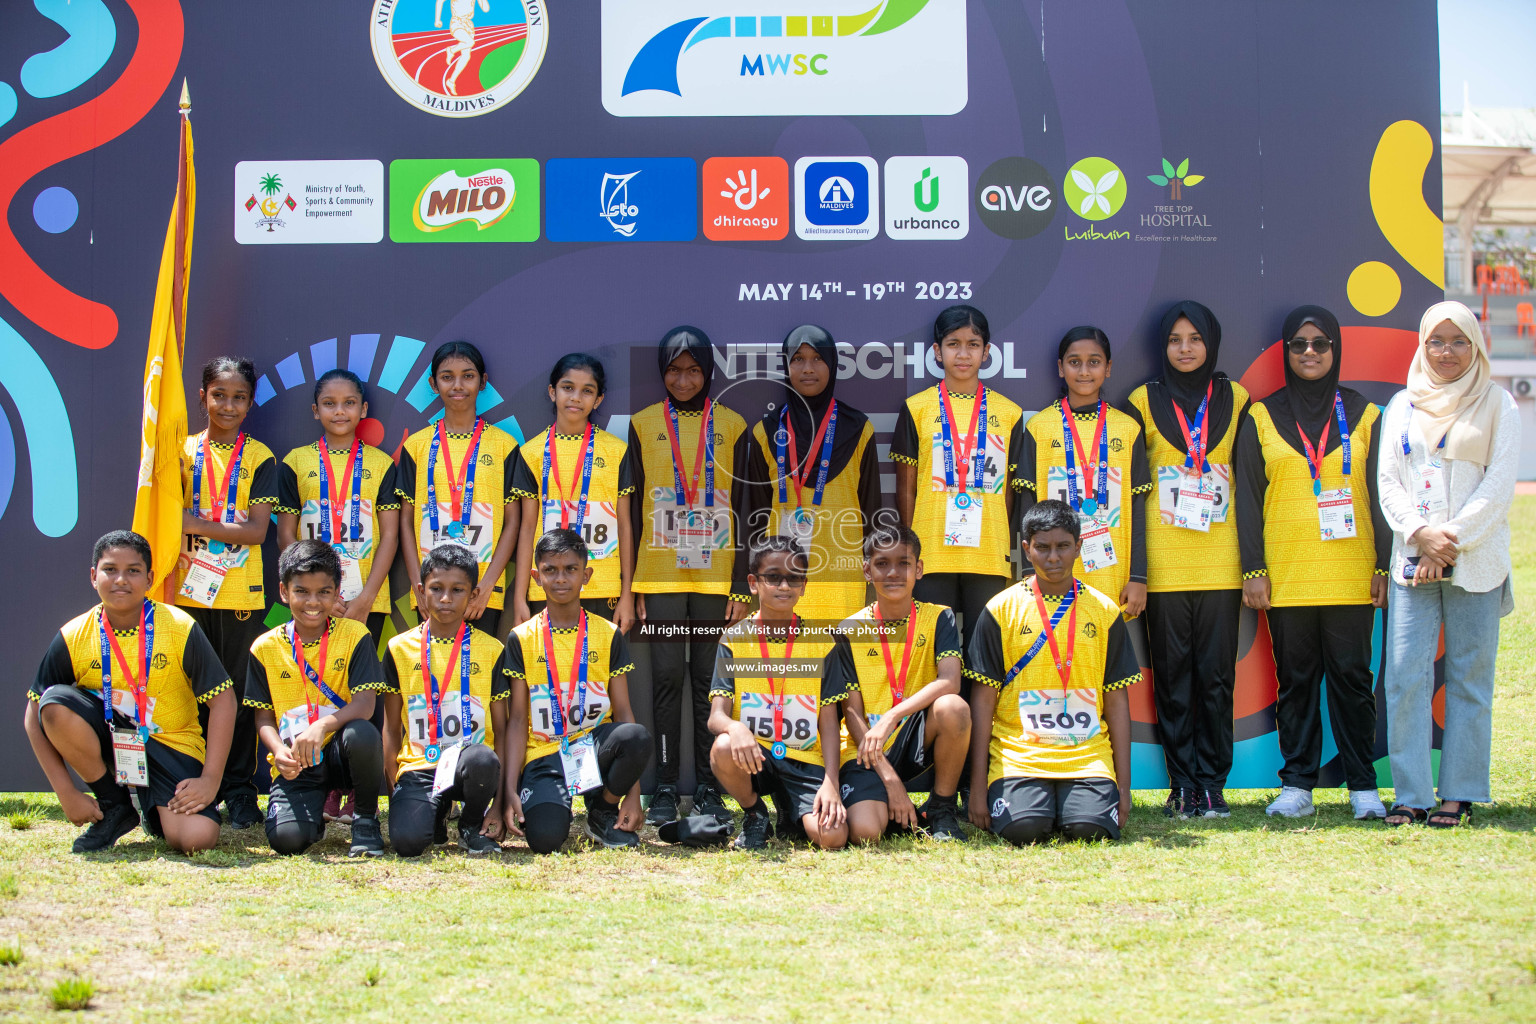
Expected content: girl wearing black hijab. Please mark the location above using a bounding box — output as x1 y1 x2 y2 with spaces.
1234 305 1390 822
1126 301 1251 821
732 325 884 624
628 326 750 827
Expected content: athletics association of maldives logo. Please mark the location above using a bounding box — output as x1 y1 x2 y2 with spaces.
371 0 549 118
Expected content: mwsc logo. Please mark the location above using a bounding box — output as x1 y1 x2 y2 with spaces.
601 0 967 117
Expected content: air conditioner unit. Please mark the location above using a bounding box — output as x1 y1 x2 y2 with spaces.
1512 377 1536 399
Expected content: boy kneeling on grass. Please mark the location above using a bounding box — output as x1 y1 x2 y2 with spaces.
25 531 235 854
966 500 1138 844
501 528 650 852
708 537 849 851
246 540 388 858
382 545 510 857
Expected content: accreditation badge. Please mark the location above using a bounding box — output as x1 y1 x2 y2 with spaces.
1317 487 1357 541
1413 462 1448 518
336 543 365 602
943 491 983 547
675 509 713 570
559 734 603 797
179 546 230 606
112 728 148 788
431 742 462 798
1159 467 1213 533
1079 517 1118 572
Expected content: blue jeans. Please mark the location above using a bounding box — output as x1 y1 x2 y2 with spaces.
1384 579 1503 808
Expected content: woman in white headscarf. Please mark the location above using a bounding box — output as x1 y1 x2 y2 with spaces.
1377 300 1519 828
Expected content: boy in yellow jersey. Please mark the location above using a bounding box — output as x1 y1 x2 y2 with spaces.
381 545 511 856
246 541 387 858
832 526 969 843
502 529 650 852
709 538 849 850
891 305 1025 654
25 531 235 854
966 502 1140 843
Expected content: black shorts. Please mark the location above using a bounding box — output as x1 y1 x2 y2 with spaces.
839 710 936 805
35 684 222 836
265 741 365 836
987 776 1122 840
519 721 622 812
750 752 826 821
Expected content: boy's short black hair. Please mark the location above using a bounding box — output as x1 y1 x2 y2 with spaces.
420 544 480 587
749 536 807 576
279 539 342 587
534 528 589 565
92 530 152 570
863 524 922 561
1021 499 1081 543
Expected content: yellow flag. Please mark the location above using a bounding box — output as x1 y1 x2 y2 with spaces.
132 84 194 601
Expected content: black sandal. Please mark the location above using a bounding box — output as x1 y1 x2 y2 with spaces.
1427 802 1471 828
1385 804 1427 827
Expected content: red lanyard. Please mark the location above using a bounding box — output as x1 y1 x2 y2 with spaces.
1030 577 1078 693
939 384 984 492
663 399 710 507
754 613 798 742
200 432 246 519
103 606 150 726
1063 402 1106 503
873 601 918 706
437 418 484 518
1296 416 1331 485
290 623 332 725
1171 382 1213 473
317 436 361 543
418 623 466 749
784 402 836 508
540 609 589 720
547 422 595 526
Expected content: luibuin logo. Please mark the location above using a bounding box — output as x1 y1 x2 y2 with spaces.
1062 157 1126 221
1147 157 1204 200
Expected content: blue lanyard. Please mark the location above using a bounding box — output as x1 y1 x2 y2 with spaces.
775 401 838 507
1003 582 1076 686
938 385 988 492
423 624 474 745
316 440 364 544
542 426 597 531
426 422 483 536
191 434 244 523
543 610 590 747
99 600 154 736
286 623 349 708
1400 404 1447 457
1059 400 1108 515
666 399 715 509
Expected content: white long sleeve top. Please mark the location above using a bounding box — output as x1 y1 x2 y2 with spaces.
1376 387 1520 594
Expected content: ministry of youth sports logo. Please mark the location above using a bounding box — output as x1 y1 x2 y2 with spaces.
371 0 549 118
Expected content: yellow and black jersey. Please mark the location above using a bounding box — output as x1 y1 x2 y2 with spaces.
31 602 232 763
503 611 635 763
1020 401 1152 607
824 600 962 765
1234 398 1389 607
396 422 520 612
965 580 1140 784
890 385 1025 578
1126 382 1251 593
382 623 511 775
708 619 844 766
628 400 749 599
245 618 387 775
276 442 400 615
174 433 279 612
511 426 634 602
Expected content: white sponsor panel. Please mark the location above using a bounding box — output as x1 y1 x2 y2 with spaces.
795 156 880 241
884 156 968 240
235 160 384 244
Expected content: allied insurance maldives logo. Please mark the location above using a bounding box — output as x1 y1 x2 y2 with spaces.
601 0 967 117
371 0 549 118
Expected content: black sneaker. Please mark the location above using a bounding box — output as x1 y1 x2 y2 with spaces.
693 783 732 828
646 785 679 826
1193 789 1231 819
349 814 386 858
919 794 965 842
584 802 640 849
71 801 140 854
1163 787 1197 819
225 792 263 830
733 800 773 850
459 826 500 856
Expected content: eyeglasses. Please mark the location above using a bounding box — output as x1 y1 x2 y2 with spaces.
1287 337 1333 355
755 573 807 589
1426 338 1473 355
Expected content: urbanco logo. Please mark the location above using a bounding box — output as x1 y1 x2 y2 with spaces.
388 159 541 242
370 0 549 118
796 157 879 241
973 157 1054 240
884 156 968 240
600 0 967 117
1062 157 1126 220
703 157 789 241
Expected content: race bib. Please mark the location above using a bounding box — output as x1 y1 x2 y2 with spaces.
277 701 338 747
1046 465 1124 526
928 429 1007 494
528 680 611 746
418 499 495 562
649 488 731 550
740 691 818 752
542 500 619 560
1017 688 1101 747
1317 487 1357 540
405 692 487 753
112 729 148 788
558 733 604 797
1080 519 1117 572
300 500 375 600
943 492 983 547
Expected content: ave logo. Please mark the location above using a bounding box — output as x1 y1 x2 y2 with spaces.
703 157 789 240
884 156 968 240
974 157 1055 239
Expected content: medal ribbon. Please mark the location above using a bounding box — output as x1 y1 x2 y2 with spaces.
192 432 246 523
1060 400 1108 512
1003 583 1077 688
1030 577 1079 694
427 418 484 537
754 613 798 743
542 423 596 530
938 385 988 493
541 610 590 744
99 600 154 732
664 398 715 509
1171 382 1213 477
873 601 918 706
287 622 347 725
418 623 471 752
316 437 364 544
775 400 838 508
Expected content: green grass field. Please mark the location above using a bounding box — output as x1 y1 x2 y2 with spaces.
2 499 1533 1022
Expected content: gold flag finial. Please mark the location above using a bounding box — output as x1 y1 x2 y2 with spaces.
179 79 190 110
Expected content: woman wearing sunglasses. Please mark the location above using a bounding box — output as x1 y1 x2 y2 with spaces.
1376 301 1518 828
1234 306 1390 822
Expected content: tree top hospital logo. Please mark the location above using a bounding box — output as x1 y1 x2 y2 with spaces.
371 0 548 118
601 0 967 117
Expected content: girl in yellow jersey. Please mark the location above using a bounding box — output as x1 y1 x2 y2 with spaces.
396 341 522 635
174 357 278 830
733 325 884 625
1124 301 1251 821
1019 328 1152 619
511 353 636 631
891 305 1025 652
1234 305 1390 822
628 327 748 825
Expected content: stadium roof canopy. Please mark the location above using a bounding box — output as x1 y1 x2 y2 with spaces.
1443 103 1536 285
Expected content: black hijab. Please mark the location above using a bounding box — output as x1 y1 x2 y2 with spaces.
1259 304 1370 454
658 325 714 412
1144 300 1236 453
760 324 870 481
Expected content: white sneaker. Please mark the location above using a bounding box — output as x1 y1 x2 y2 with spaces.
1350 789 1387 820
1266 786 1315 818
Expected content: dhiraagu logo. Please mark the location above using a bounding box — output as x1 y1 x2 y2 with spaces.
601 0 967 117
